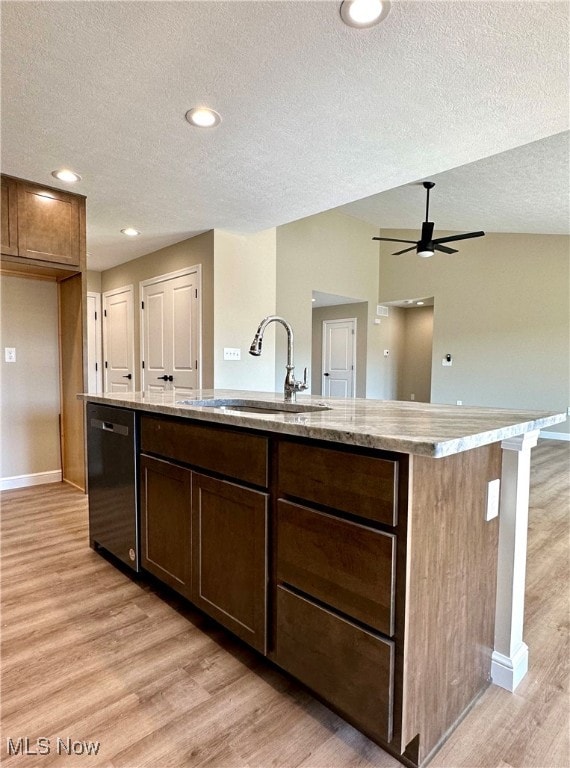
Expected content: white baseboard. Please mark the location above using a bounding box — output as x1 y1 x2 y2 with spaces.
0 470 62 491
491 644 529 692
539 431 570 441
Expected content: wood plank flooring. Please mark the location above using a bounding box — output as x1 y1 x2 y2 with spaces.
1 440 568 768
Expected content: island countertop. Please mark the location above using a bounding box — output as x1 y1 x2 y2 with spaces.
79 390 566 458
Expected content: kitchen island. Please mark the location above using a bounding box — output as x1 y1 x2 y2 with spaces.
80 390 565 768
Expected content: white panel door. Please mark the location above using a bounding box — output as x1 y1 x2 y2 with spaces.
322 318 356 398
103 286 135 392
86 292 102 393
142 269 200 396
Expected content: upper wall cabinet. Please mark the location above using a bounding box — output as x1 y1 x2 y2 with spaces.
1 176 18 257
1 175 85 269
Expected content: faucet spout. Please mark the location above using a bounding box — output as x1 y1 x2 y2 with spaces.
248 315 308 402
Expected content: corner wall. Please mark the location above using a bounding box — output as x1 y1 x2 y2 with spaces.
276 210 387 397
213 229 277 390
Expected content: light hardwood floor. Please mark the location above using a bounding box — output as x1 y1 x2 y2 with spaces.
1 441 568 768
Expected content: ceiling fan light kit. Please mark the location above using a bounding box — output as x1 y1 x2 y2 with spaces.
372 181 485 257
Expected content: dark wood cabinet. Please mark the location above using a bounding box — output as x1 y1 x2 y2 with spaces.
1 175 85 269
276 499 396 636
139 417 269 653
140 454 192 599
192 472 268 653
1 176 18 256
275 585 395 743
89 409 502 768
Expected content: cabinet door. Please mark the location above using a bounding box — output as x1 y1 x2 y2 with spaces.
192 472 268 653
1 176 18 256
17 182 81 266
140 455 192 598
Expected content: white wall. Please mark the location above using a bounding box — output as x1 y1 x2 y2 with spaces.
276 210 388 397
1 276 61 481
213 229 277 391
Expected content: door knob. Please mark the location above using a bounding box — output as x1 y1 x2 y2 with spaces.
122 374 132 379
157 375 174 381
323 372 330 377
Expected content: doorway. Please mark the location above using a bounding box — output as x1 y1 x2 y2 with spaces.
311 291 367 397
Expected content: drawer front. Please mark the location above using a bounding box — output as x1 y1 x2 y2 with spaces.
275 586 394 743
278 441 398 526
141 416 268 487
277 500 395 636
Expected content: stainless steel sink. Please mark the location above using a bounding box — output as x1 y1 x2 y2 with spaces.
176 398 331 414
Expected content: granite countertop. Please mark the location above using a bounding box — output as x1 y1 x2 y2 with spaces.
79 390 566 458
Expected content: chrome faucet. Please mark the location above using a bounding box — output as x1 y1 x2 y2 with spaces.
249 315 308 402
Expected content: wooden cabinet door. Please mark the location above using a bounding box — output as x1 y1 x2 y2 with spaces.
1 176 18 256
17 182 81 266
192 472 268 653
140 455 192 599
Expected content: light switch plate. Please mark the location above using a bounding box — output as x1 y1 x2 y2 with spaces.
4 347 16 363
223 347 241 361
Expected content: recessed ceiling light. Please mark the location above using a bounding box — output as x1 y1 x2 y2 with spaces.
185 107 221 128
416 301 425 306
340 0 390 28
121 228 141 237
51 168 82 183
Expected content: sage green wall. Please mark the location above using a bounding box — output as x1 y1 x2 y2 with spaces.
311 302 368 397
378 231 569 433
0 276 61 479
213 229 277 390
100 231 214 389
276 210 388 397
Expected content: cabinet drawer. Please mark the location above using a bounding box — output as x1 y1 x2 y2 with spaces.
275 586 394 743
277 500 395 636
141 416 268 487
278 441 398 526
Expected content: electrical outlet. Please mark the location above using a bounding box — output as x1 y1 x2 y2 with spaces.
4 347 16 363
383 349 389 357
442 358 452 367
456 400 462 405
410 393 415 401
486 479 500 521
223 347 241 361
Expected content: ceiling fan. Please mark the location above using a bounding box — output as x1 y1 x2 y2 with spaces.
372 181 485 257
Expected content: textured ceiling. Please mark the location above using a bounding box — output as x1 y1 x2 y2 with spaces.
1 1 568 271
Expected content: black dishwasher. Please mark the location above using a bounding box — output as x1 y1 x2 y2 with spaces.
87 403 139 572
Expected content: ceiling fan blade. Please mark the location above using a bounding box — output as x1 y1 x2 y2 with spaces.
433 243 458 254
372 237 417 244
432 231 485 245
421 221 434 242
392 246 417 256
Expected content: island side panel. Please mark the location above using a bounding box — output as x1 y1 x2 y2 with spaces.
401 442 501 765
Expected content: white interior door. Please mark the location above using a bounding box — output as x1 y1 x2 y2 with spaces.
322 318 356 398
141 268 201 396
103 285 135 392
86 292 102 393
